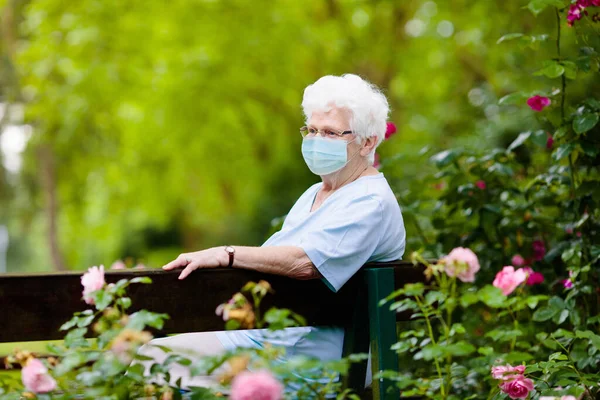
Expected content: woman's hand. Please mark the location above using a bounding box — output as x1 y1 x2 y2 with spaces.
162 247 228 280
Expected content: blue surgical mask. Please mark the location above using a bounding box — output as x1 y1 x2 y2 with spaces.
301 136 354 176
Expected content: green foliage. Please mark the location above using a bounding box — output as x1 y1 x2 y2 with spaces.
2 0 598 274
382 1 599 398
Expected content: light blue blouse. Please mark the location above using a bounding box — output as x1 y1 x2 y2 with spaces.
216 173 405 364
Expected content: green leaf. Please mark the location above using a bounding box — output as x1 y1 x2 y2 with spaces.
563 61 577 79
534 60 565 78
403 283 425 296
133 354 155 361
418 344 444 360
130 276 152 284
525 295 548 309
425 290 445 306
94 290 114 310
530 129 549 148
554 309 569 325
225 319 241 330
76 314 95 328
460 292 479 308
497 33 524 44
548 296 566 311
486 329 523 342
591 245 600 260
116 297 132 309
450 323 466 336
507 131 531 152
575 330 600 349
552 143 576 161
526 0 566 15
478 346 494 356
533 306 558 321
586 98 600 110
554 126 569 139
188 387 222 400
127 310 169 330
430 150 461 168
445 341 476 357
478 285 506 308
573 113 599 134
163 354 192 367
549 352 568 361
54 352 86 376
389 298 418 313
60 316 80 331
499 92 527 106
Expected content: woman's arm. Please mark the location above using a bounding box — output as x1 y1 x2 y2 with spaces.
162 246 320 281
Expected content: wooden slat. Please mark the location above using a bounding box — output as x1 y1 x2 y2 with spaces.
0 261 423 344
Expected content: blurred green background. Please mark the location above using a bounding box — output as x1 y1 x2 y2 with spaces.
0 0 597 272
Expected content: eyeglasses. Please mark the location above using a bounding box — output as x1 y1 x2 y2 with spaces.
300 126 354 139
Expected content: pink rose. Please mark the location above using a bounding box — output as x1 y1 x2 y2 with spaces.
22 358 57 394
532 240 546 261
215 298 234 321
511 255 525 267
491 364 526 380
567 4 584 25
81 265 106 305
499 375 534 399
230 370 283 400
441 247 480 282
476 180 486 190
527 95 551 112
493 266 527 296
384 122 397 139
523 267 545 286
563 279 573 289
110 260 127 270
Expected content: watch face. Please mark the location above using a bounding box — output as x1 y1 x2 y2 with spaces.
225 246 235 253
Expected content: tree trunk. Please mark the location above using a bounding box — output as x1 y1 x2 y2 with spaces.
39 144 66 271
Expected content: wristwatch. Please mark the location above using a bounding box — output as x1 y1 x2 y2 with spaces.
224 246 235 268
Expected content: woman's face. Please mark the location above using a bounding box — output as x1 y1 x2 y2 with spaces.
307 107 363 165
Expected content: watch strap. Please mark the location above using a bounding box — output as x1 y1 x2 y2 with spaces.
225 246 235 268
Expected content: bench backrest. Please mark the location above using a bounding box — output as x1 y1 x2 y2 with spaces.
0 261 422 343
0 261 426 399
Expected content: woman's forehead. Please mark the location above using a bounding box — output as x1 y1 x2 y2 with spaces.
308 107 351 127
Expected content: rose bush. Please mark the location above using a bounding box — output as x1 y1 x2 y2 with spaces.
380 0 599 398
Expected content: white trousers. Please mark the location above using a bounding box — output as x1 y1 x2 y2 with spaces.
136 332 228 390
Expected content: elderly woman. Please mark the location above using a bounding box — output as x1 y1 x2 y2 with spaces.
142 74 406 388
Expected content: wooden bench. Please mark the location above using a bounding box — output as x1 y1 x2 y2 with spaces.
0 261 424 399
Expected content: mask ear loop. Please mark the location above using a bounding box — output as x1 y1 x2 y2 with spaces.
329 137 367 187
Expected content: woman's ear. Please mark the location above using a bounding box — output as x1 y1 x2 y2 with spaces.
360 136 379 157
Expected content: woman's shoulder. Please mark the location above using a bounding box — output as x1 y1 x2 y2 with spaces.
346 173 395 201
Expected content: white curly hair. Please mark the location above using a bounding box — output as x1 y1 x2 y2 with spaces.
301 74 390 163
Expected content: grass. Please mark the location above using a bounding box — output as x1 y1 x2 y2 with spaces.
0 340 63 355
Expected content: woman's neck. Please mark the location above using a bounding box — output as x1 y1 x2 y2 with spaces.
321 161 376 192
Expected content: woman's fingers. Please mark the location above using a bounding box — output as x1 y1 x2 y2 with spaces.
178 261 200 280
162 254 190 271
